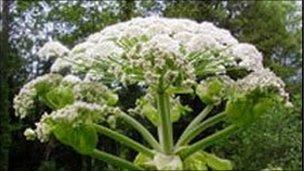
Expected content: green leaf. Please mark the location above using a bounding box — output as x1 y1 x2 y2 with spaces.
52 122 98 155
183 151 232 170
171 104 192 122
133 153 155 170
252 98 274 116
36 81 54 97
45 86 75 109
105 93 119 106
225 88 279 126
196 77 225 105
183 151 208 170
225 93 252 126
141 102 159 126
203 151 233 170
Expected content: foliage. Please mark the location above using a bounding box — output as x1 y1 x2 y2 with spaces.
212 93 302 170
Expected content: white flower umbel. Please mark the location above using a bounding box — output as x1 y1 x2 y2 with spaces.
50 101 104 123
50 58 72 73
72 79 118 106
29 101 110 142
237 68 288 99
35 113 52 142
34 17 282 91
84 69 104 82
13 86 37 119
222 43 263 71
14 74 62 119
38 41 69 60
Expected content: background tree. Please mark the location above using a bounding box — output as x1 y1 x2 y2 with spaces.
0 0 11 170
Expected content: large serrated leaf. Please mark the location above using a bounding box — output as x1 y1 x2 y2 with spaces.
196 78 224 105
53 122 98 155
183 151 232 170
171 103 192 122
225 88 279 127
133 153 155 170
142 102 159 126
202 151 233 170
45 86 74 109
183 151 208 170
105 93 119 106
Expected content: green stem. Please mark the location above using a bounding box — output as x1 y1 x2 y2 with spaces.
93 124 154 157
90 149 143 170
175 112 226 148
118 112 162 152
157 88 173 154
176 105 214 147
178 125 239 160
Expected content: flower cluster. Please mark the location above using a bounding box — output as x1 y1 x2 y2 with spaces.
23 113 52 142
16 17 290 151
37 41 69 60
35 17 286 97
236 68 289 102
221 43 263 71
50 101 104 123
61 74 82 86
14 72 119 118
14 74 63 118
73 81 118 106
24 101 122 142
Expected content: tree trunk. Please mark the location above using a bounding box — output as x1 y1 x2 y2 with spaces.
0 0 12 170
119 0 135 21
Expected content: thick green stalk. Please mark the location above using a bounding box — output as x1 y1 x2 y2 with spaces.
176 105 214 147
178 125 238 160
176 112 226 148
118 112 162 152
90 149 142 170
157 89 173 154
93 124 154 157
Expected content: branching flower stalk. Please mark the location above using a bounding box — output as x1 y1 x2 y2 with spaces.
176 111 226 148
15 17 291 170
157 75 174 154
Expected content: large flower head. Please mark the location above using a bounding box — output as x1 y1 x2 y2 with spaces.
16 17 290 146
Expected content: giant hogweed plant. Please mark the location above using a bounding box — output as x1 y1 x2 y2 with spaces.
14 17 291 170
